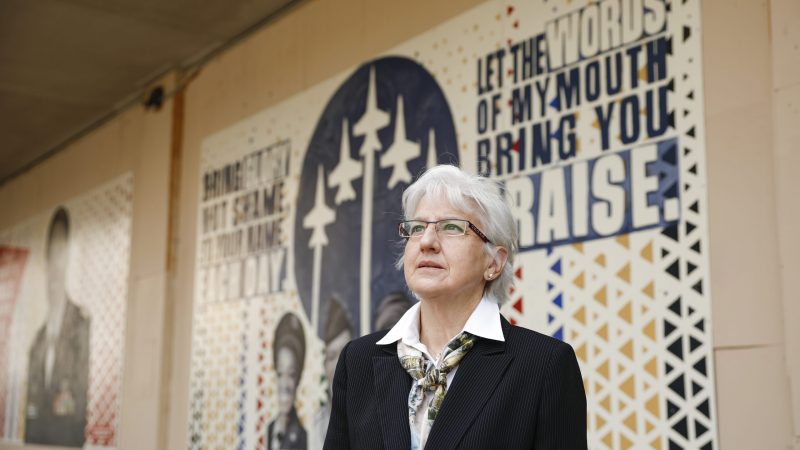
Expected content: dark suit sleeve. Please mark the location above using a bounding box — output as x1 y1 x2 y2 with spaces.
533 342 587 449
323 341 351 450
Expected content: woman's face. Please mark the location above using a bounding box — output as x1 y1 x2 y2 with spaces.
403 195 497 304
275 347 298 414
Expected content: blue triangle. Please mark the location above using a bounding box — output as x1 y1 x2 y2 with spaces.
553 327 564 341
550 96 560 110
547 313 555 324
547 282 555 292
552 293 563 309
551 259 562 275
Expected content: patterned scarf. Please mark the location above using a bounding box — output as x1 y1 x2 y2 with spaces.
398 332 477 429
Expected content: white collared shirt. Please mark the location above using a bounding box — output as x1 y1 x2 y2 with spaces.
376 297 505 449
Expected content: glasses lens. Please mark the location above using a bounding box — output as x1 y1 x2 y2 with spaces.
399 221 426 237
437 219 467 236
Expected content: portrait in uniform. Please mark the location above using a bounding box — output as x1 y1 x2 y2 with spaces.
25 207 90 447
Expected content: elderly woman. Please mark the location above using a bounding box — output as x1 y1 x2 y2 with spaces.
269 312 308 450
324 165 586 450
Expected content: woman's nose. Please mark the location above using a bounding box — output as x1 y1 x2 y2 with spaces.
418 223 441 250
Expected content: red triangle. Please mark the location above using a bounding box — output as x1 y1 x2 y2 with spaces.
515 267 523 279
513 298 523 314
510 318 517 326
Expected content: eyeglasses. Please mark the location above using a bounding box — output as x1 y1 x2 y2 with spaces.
398 219 492 244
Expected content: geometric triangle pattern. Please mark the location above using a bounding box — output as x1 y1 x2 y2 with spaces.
504 0 717 447
70 176 134 447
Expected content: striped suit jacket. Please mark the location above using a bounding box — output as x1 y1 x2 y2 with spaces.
323 316 587 449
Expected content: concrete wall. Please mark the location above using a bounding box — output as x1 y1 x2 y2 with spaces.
0 1 797 449
702 0 799 448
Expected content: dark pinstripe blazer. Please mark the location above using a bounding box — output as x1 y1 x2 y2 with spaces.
323 316 586 450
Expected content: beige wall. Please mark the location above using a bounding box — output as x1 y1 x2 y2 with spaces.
1 1 798 449
702 0 800 448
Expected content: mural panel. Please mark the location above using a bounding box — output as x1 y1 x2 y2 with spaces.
190 0 715 448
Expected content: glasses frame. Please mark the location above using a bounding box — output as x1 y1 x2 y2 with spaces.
398 219 492 244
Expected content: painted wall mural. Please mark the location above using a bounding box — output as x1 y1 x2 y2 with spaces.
0 174 133 449
190 0 715 448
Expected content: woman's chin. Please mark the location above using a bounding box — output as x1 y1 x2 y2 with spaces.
409 284 447 301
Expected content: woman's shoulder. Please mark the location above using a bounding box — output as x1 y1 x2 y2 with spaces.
341 329 394 357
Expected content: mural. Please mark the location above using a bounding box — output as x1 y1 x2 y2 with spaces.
0 174 133 448
189 0 716 449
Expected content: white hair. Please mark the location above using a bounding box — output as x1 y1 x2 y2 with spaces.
396 165 518 304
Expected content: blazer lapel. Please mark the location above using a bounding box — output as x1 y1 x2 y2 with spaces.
424 328 514 450
373 345 413 450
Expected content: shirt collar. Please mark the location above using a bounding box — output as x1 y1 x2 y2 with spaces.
375 297 505 346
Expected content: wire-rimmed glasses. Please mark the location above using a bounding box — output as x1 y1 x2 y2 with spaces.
398 219 492 244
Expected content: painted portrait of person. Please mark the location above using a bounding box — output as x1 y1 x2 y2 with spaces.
374 292 413 332
312 298 353 447
25 207 90 447
269 312 307 450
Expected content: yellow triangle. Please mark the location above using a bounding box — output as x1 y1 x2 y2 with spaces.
646 393 660 418
594 286 608 305
598 360 610 379
617 263 631 283
645 420 655 433
642 281 655 299
600 394 611 412
573 272 585 288
575 343 587 363
571 330 579 340
618 302 633 323
621 374 635 398
594 253 606 267
651 437 663 450
596 414 607 430
593 344 602 356
574 306 586 324
641 303 649 315
572 242 584 253
621 434 634 450
643 320 656 341
616 234 630 248
644 357 658 377
623 412 637 433
639 65 648 81
640 240 653 262
597 324 609 341
620 339 634 360
602 432 613 448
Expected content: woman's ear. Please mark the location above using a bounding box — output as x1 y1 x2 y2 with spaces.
487 246 508 277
